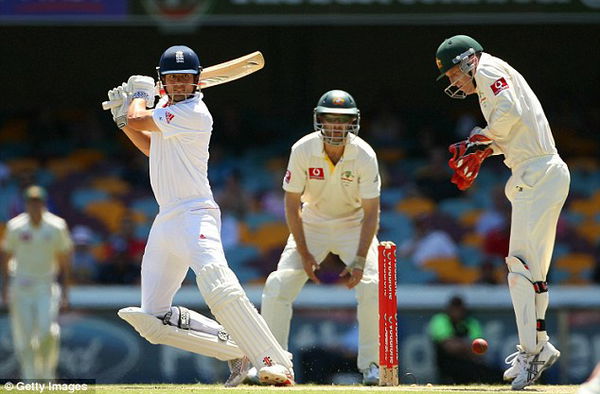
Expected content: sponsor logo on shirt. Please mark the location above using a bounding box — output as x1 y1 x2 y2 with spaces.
490 77 509 96
308 167 324 180
341 170 354 185
284 170 291 184
165 111 175 123
20 231 31 242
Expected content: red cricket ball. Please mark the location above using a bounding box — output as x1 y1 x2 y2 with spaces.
472 338 488 355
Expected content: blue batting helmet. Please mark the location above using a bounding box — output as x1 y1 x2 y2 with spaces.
157 45 201 75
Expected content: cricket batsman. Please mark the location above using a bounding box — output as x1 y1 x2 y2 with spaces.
435 35 570 390
107 45 294 386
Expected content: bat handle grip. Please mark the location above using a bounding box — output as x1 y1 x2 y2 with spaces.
101 99 122 110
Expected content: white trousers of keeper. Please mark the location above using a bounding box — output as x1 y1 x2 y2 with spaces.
261 219 379 371
9 278 61 380
504 154 570 354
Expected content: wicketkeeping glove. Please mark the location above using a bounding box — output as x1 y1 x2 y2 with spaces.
126 75 156 108
107 84 130 129
448 133 494 191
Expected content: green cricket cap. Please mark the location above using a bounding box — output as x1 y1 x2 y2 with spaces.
435 35 483 80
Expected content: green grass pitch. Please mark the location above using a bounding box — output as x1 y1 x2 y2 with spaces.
82 384 581 394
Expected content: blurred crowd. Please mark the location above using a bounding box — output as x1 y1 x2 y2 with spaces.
0 100 599 287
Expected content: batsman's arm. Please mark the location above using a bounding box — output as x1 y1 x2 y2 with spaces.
128 99 161 132
357 197 380 259
121 98 159 157
121 126 151 157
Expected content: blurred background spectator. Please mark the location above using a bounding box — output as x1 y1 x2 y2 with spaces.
428 296 502 384
0 24 597 290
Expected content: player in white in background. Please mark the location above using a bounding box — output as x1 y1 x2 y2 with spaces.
436 35 570 390
1 185 72 380
259 90 381 385
106 45 293 387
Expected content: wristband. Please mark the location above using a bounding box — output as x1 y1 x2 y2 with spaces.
350 256 366 271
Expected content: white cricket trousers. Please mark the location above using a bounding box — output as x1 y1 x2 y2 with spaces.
9 277 60 380
505 154 570 280
140 199 292 370
505 154 569 351
141 200 228 315
261 220 379 371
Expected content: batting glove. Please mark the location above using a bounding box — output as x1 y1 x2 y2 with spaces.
127 75 156 108
107 84 130 129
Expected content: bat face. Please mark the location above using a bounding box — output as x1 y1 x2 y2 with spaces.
102 51 264 110
198 52 264 89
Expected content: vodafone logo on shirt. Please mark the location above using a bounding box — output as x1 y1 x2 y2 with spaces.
490 77 509 96
309 167 324 180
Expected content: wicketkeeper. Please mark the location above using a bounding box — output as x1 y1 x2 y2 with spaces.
435 35 570 390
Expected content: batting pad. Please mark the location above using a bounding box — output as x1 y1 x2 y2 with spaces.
506 256 537 353
118 307 243 361
163 306 223 336
196 264 293 370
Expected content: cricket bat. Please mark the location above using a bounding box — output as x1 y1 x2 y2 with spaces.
102 51 264 110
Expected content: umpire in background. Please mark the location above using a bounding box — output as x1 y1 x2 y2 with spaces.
1 185 73 379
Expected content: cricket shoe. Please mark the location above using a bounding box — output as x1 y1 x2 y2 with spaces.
258 364 295 386
224 356 251 387
242 367 262 385
511 342 560 390
503 345 527 382
361 363 379 386
578 364 600 394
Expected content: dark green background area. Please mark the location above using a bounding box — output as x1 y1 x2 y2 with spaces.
128 0 600 15
2 24 598 113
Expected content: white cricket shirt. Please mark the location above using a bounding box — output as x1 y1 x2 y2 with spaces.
151 94 214 208
2 212 72 278
283 132 380 224
475 53 558 169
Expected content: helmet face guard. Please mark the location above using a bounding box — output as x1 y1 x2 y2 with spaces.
157 78 200 103
312 90 360 146
314 112 360 146
443 48 477 99
435 35 483 99
156 45 202 102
